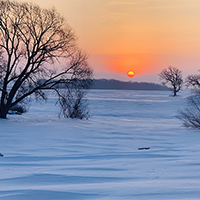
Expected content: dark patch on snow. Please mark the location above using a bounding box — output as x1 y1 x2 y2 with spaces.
138 147 150 150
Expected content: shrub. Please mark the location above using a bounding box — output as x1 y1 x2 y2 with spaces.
177 90 200 129
9 104 28 115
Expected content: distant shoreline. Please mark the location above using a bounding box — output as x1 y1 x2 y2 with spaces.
91 79 169 91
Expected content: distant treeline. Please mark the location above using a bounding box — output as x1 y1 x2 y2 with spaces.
91 79 169 91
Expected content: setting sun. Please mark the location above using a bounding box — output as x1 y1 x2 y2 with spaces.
127 71 135 78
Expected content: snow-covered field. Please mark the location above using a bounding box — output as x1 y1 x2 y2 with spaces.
1 89 200 200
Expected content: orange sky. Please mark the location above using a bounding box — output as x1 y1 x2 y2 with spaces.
16 0 200 82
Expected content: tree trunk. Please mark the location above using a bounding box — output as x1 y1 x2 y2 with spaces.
0 104 10 118
173 87 177 96
0 111 8 118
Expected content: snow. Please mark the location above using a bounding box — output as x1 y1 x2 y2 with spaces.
1 89 200 200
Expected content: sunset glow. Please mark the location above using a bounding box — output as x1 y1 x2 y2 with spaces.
15 0 200 81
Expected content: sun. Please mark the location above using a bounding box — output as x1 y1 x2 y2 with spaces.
127 70 135 78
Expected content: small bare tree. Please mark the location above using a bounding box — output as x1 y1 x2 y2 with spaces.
0 0 93 119
159 66 183 96
58 84 90 119
177 90 200 129
177 71 200 129
185 72 200 88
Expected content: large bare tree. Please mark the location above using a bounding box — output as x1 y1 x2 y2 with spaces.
0 0 93 118
159 66 183 96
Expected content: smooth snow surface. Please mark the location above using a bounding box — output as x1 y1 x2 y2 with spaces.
1 90 200 200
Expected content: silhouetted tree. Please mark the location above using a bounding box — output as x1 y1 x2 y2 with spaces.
0 0 92 119
177 90 200 129
159 66 183 96
185 72 200 89
58 84 90 119
177 71 200 128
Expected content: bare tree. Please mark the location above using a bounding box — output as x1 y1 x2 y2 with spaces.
185 72 200 88
0 0 93 119
177 71 200 129
159 66 183 96
58 85 90 119
177 90 200 129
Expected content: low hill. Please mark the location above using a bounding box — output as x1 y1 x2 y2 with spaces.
91 79 169 91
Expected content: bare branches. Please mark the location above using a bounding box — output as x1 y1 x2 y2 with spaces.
185 73 200 89
0 0 93 118
159 66 183 96
177 90 200 129
177 71 200 129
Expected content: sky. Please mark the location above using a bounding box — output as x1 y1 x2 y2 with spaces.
16 0 200 82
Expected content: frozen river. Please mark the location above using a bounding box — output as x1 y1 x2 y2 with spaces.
0 89 200 200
